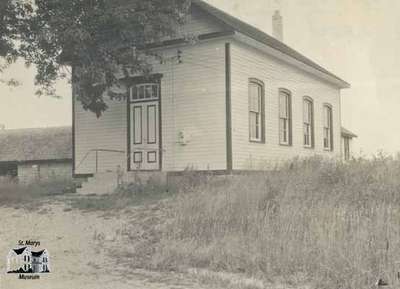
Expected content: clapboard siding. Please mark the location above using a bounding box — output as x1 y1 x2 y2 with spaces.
155 40 227 171
74 40 227 173
74 98 127 174
230 41 342 170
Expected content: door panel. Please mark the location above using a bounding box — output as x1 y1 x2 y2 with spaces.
130 101 160 170
133 106 142 145
147 105 157 144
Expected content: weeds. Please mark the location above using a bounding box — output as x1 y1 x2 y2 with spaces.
152 156 400 289
0 178 76 209
3 156 400 288
69 179 174 211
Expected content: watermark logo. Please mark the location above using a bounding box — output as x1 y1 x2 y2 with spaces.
6 240 50 280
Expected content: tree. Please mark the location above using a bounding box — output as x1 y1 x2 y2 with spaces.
0 0 15 57
13 0 191 116
0 0 23 86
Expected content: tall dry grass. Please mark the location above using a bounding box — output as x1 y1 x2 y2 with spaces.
153 156 400 288
0 178 76 208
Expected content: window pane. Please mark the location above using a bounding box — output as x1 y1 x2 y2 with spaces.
280 119 288 143
328 108 332 127
304 100 312 123
145 85 152 98
324 128 330 148
255 112 260 139
279 93 288 118
324 106 330 128
323 105 333 149
249 84 260 112
303 101 308 123
139 86 145 99
131 86 138 100
250 112 256 139
304 124 310 146
152 85 158 99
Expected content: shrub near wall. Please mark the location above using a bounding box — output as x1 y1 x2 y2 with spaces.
154 156 400 289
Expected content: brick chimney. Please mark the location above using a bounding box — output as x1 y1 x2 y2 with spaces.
272 10 283 42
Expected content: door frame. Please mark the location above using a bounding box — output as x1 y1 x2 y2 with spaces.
126 74 163 172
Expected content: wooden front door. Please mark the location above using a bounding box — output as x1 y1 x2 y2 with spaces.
129 82 161 171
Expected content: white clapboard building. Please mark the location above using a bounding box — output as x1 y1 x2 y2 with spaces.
72 0 355 193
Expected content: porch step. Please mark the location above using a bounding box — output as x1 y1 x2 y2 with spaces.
77 171 167 195
77 172 118 195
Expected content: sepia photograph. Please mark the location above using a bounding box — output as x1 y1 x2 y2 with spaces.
0 0 399 288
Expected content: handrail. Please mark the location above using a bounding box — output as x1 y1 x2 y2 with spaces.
76 147 162 173
75 149 126 173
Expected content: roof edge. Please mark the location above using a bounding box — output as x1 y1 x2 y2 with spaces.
193 0 350 89
341 127 357 138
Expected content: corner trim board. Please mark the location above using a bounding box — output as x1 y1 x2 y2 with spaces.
72 67 76 177
127 86 131 171
225 43 233 172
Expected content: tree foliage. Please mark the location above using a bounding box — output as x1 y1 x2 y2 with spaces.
0 0 15 57
0 0 23 84
1 0 191 116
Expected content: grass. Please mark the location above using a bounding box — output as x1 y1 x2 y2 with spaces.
3 156 400 288
68 180 175 211
0 178 77 209
150 156 400 289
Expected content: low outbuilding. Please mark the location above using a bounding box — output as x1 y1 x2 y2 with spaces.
0 126 72 183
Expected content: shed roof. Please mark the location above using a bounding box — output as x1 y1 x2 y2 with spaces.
0 126 72 163
341 127 357 138
193 0 350 88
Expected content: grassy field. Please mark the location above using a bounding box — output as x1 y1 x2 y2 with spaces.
1 156 400 289
151 156 400 289
0 178 77 208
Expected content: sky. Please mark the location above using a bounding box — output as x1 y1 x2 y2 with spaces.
1 0 399 156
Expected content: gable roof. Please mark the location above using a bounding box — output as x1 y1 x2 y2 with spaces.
341 127 357 138
13 247 27 255
193 0 349 88
0 126 72 163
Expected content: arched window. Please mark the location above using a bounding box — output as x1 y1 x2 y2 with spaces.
303 97 314 147
323 104 334 151
279 89 292 145
249 79 265 142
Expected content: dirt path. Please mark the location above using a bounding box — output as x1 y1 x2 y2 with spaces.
0 201 212 289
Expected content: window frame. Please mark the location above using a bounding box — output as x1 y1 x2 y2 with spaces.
248 78 265 143
303 96 315 148
278 88 292 146
323 104 334 151
130 83 159 102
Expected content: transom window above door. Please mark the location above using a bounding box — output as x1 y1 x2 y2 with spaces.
130 83 159 102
